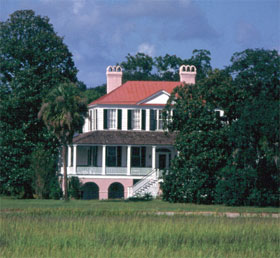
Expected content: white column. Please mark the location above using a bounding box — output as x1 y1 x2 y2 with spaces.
127 145 131 175
102 145 106 175
68 146 72 167
73 145 77 174
152 146 156 170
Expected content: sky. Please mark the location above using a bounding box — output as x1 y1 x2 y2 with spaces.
1 0 279 88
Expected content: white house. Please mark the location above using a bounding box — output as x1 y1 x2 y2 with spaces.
64 65 197 199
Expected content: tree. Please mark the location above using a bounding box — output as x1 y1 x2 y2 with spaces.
83 84 106 104
119 50 212 83
162 48 279 206
162 69 232 203
38 82 88 200
216 49 280 206
0 10 78 197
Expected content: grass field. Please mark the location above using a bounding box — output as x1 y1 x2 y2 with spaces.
1 197 279 258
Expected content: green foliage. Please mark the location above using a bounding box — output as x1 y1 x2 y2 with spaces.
0 10 78 197
38 82 88 200
68 176 81 199
162 49 279 206
38 82 88 145
83 84 106 104
119 49 211 83
162 71 231 204
128 193 153 202
48 176 63 200
30 146 58 199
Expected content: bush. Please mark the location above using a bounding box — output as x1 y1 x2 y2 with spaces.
215 165 279 207
49 176 63 200
128 193 153 202
68 177 81 199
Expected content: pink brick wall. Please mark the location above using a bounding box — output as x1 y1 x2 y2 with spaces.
80 178 134 199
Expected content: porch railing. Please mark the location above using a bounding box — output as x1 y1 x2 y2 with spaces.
131 167 151 176
76 166 102 175
106 167 127 175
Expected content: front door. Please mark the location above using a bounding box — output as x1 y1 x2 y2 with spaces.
159 154 167 170
157 153 169 170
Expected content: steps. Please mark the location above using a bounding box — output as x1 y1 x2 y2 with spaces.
128 169 160 198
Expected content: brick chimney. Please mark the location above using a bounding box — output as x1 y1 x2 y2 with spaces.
179 65 196 84
106 65 122 94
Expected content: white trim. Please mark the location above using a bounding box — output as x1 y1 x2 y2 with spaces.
137 90 170 105
102 145 106 175
73 145 77 174
127 145 131 175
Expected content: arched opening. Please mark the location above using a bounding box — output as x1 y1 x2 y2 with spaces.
108 182 124 199
82 182 99 200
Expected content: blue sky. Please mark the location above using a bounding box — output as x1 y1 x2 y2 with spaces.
1 0 279 87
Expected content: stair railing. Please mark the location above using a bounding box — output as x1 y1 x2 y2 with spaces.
131 169 158 196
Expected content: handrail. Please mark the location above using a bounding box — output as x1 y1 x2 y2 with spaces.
132 169 156 189
132 169 158 194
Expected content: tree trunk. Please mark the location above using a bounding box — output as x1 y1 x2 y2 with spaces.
62 144 68 201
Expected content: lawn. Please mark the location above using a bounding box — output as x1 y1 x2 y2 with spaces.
1 197 279 258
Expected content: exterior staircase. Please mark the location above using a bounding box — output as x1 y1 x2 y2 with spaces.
127 169 160 198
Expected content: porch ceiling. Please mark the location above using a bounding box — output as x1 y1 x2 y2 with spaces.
73 131 176 146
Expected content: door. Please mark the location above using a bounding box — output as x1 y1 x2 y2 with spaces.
159 154 167 170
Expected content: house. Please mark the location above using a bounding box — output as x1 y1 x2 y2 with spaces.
64 65 197 199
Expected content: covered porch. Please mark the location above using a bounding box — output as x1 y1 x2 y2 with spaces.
63 130 176 177
65 144 176 177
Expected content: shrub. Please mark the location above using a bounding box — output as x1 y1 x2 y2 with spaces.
68 177 81 199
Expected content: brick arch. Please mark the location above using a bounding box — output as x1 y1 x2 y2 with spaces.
82 182 99 200
108 182 124 199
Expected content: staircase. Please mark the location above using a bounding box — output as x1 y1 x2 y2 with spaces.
127 169 160 198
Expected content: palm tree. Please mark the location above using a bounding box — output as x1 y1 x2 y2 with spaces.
38 82 88 200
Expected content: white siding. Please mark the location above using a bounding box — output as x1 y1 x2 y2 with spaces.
145 93 169 105
146 108 150 131
97 108 103 130
122 108 128 130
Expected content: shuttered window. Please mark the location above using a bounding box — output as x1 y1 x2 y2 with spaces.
150 109 156 131
103 109 108 129
127 110 132 130
117 109 122 130
141 110 146 130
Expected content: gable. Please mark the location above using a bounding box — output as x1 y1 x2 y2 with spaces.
138 90 170 105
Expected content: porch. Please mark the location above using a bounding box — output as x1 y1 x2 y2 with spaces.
64 145 175 177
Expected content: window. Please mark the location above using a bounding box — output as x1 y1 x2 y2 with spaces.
106 146 122 167
88 146 98 166
108 109 116 129
104 109 122 130
128 109 146 130
93 109 98 130
158 110 163 130
132 110 141 129
131 147 146 167
150 109 164 131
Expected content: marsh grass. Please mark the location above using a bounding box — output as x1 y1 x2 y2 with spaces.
1 197 279 213
1 205 279 258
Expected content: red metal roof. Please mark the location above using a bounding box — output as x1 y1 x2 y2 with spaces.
89 81 182 106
